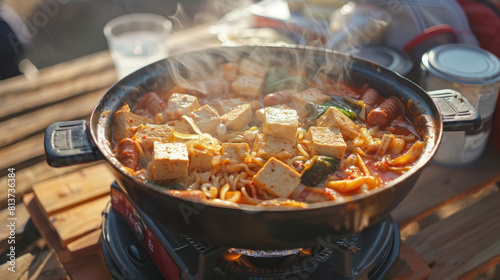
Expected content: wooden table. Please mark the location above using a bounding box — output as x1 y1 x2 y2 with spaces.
1 22 499 280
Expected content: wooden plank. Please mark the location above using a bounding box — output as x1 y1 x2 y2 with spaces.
62 252 111 280
66 229 102 256
50 196 109 246
392 143 500 228
0 202 30 244
388 258 413 280
0 22 218 98
21 249 68 280
387 243 431 280
32 164 114 216
0 250 35 279
0 88 105 148
0 69 116 120
0 134 45 175
0 51 114 97
0 161 91 208
24 193 93 262
401 243 431 280
24 193 110 279
405 191 500 280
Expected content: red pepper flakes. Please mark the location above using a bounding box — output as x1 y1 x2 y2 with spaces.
128 118 134 123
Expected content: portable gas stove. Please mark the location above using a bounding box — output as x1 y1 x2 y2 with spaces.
102 182 400 280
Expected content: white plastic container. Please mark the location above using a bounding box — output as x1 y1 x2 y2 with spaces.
420 44 500 165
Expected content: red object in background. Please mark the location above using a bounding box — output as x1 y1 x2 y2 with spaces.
403 24 458 53
458 0 500 152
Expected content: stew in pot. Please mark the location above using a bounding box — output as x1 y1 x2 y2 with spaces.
111 57 424 208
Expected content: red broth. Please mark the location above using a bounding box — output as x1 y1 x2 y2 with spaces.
111 58 424 208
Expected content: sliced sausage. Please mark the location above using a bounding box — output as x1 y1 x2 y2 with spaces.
367 98 399 127
116 138 139 170
361 88 382 112
262 90 293 107
137 92 167 115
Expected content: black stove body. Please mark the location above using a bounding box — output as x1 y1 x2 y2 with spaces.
102 182 400 280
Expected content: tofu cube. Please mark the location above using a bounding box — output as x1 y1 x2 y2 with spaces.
307 126 347 159
222 62 240 81
173 120 193 134
239 58 269 78
135 124 175 150
221 143 250 173
255 104 290 124
252 157 301 198
214 98 247 115
113 104 153 141
316 107 358 140
291 88 331 107
189 148 214 172
165 93 201 120
252 134 294 160
291 88 331 117
231 75 264 99
152 142 189 182
220 104 253 131
188 104 221 135
263 107 298 141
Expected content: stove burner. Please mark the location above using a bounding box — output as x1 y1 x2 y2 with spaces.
102 182 400 280
222 247 318 270
230 247 303 258
223 247 309 268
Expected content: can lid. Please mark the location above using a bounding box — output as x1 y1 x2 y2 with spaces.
423 44 500 84
352 44 413 76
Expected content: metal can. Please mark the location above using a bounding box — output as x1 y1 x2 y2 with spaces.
351 44 414 78
420 43 500 165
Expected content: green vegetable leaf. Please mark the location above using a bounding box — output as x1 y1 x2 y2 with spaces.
301 155 341 187
263 67 308 95
305 97 360 120
323 99 358 120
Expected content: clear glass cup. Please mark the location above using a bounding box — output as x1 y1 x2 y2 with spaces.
104 13 172 79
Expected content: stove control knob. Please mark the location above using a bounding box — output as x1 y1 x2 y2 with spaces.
126 244 148 266
134 216 145 241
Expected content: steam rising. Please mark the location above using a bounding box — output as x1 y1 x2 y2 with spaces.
116 0 382 97
159 45 355 101
326 2 389 52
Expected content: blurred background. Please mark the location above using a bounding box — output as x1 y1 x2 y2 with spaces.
1 0 246 70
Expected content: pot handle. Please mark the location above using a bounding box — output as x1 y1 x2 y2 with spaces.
427 89 481 132
44 120 104 167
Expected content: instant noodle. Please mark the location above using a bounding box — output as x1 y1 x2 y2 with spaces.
112 56 425 208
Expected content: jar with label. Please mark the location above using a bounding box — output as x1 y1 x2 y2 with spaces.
420 44 500 165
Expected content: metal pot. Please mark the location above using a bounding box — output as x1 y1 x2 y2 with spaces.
44 46 480 249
